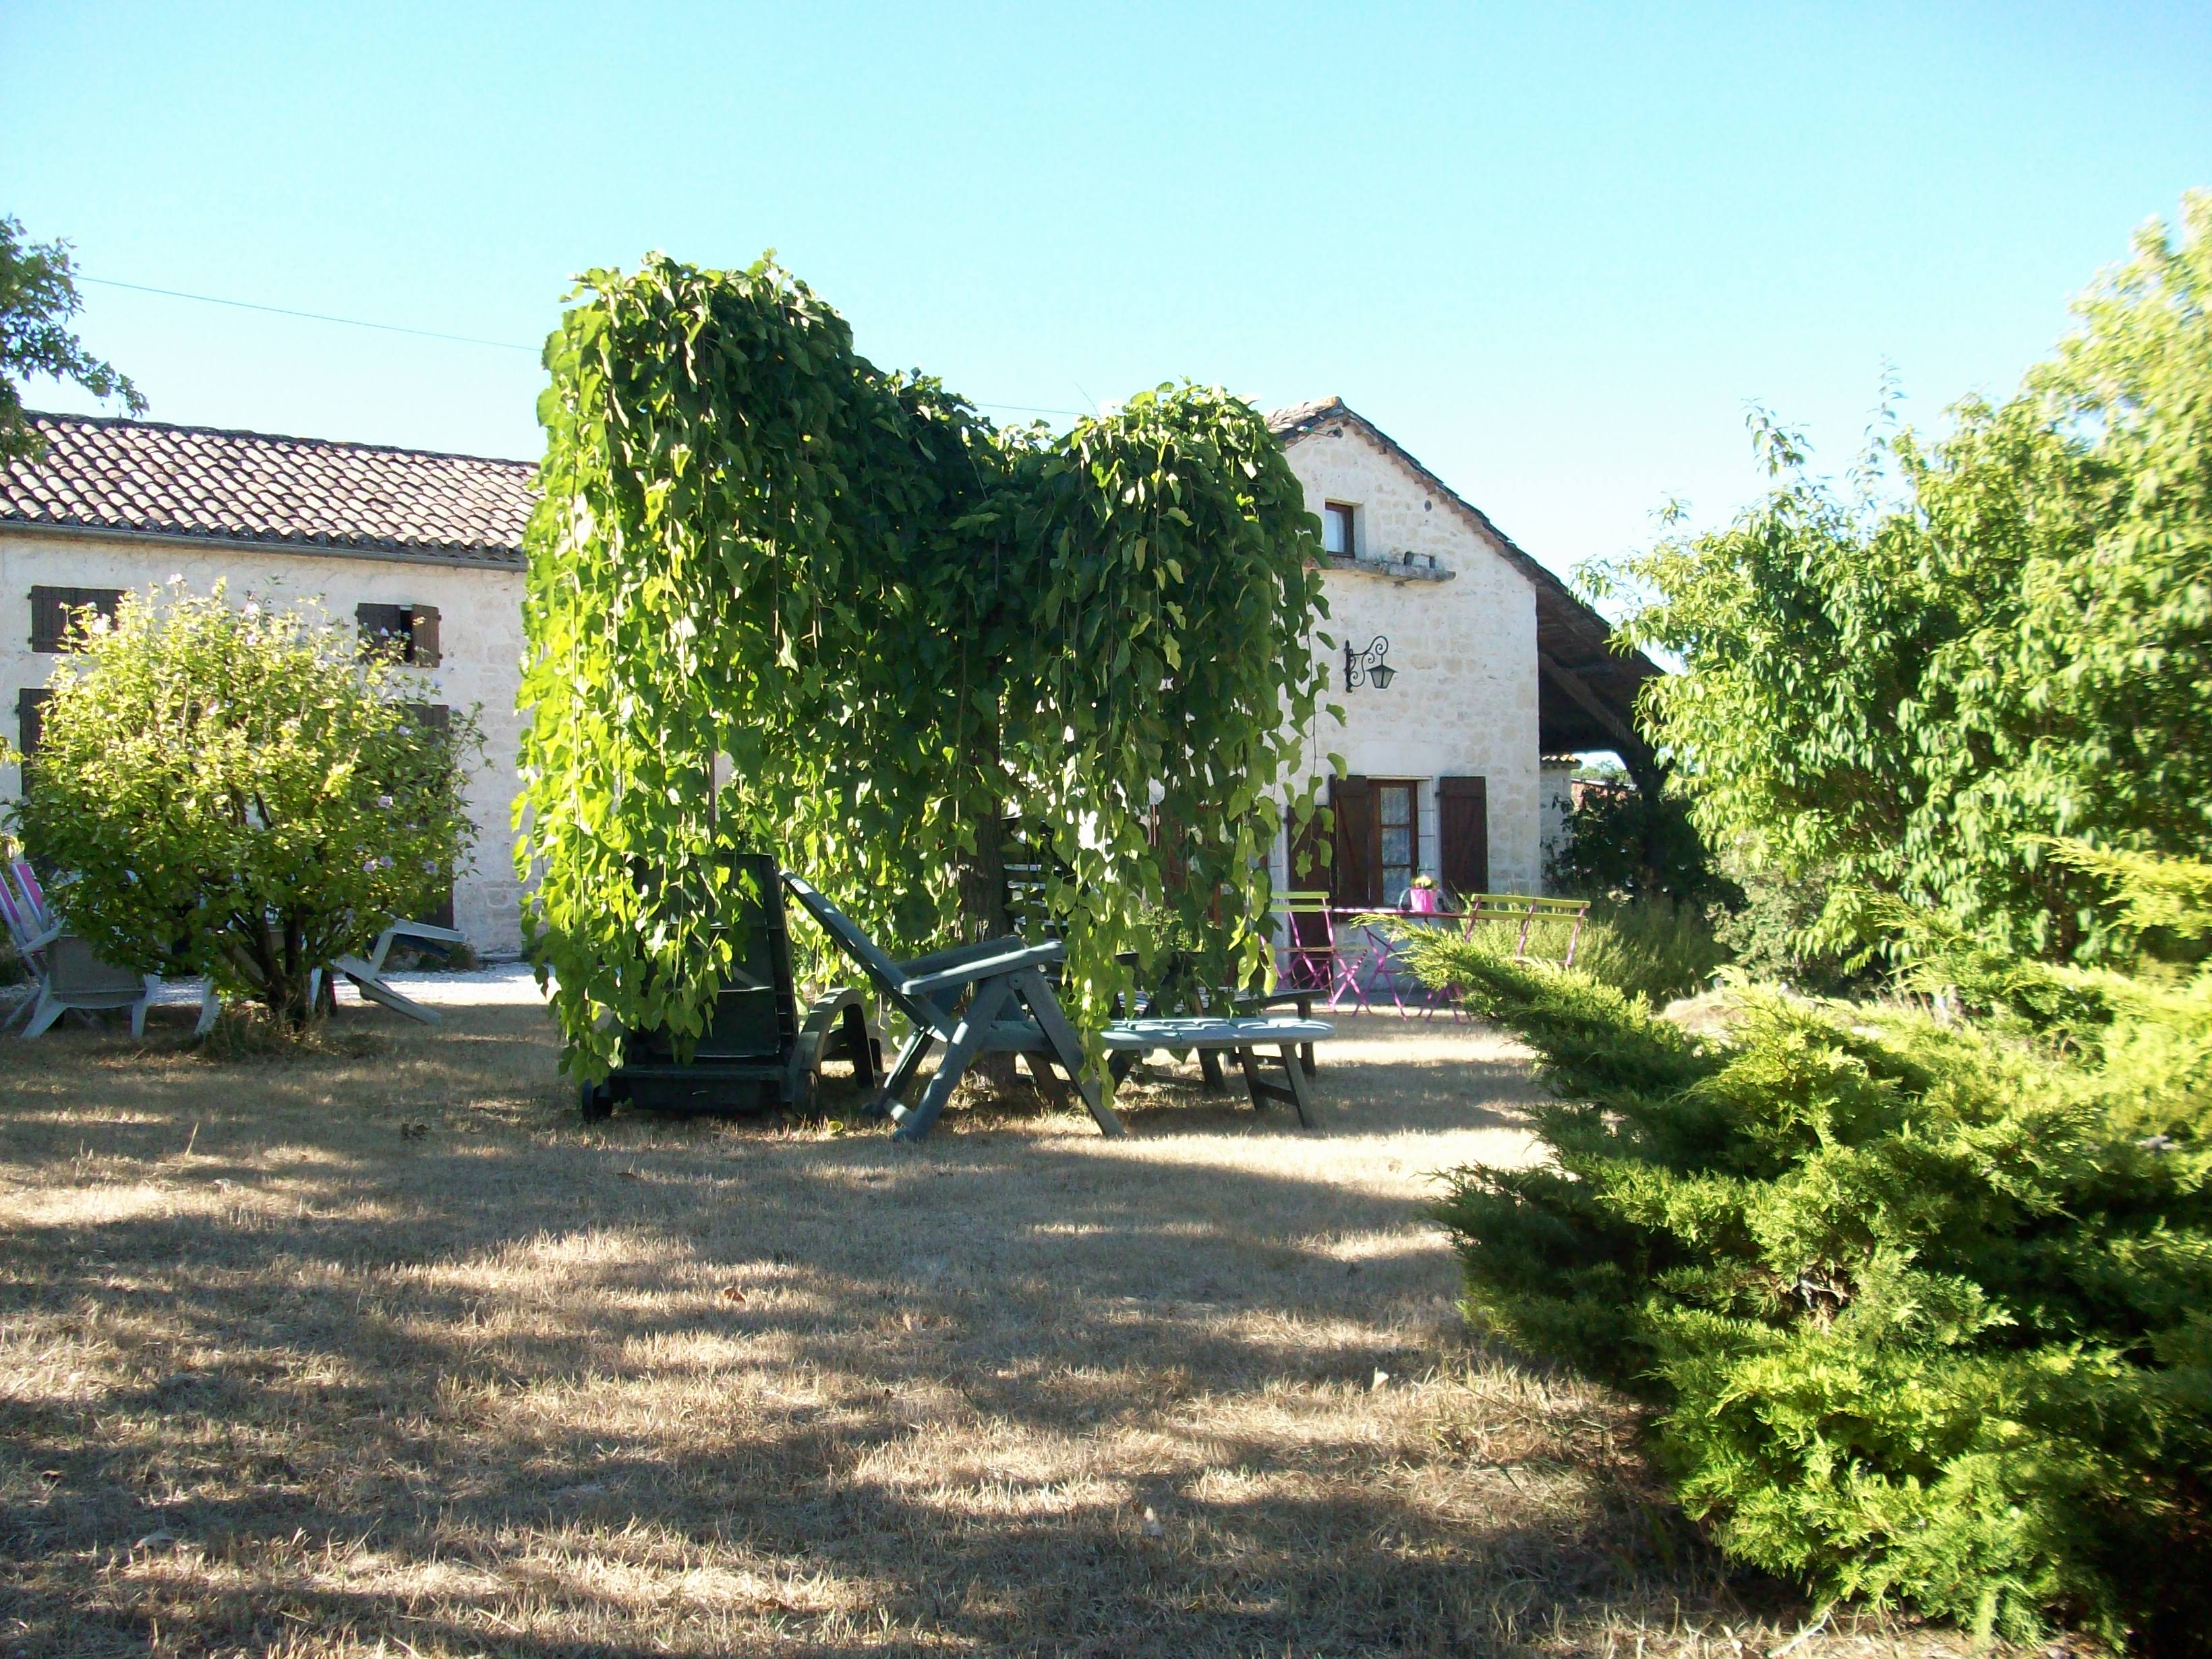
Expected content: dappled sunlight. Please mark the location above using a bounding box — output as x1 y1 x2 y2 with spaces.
0 998 1989 1656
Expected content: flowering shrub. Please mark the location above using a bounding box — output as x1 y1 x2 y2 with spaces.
11 585 479 1027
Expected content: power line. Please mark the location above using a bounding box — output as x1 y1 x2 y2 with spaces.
79 272 1091 418
81 275 539 352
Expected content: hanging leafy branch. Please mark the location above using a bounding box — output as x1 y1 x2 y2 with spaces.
517 255 1329 1082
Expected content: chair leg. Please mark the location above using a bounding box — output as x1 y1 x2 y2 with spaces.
871 1027 935 1119
1012 966 1123 1138
194 984 221 1037
1023 1048 1075 1109
130 979 156 1039
22 987 63 1039
1279 1043 1316 1128
892 976 1011 1142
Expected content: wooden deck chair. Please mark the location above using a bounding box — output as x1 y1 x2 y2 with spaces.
782 872 1123 1141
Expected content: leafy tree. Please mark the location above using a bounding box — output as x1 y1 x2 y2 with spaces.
11 586 479 1028
518 256 1331 1083
1602 194 2212 962
1547 779 1736 908
1401 847 2212 1650
1 215 144 459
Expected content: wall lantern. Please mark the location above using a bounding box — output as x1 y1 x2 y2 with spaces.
1344 635 1395 691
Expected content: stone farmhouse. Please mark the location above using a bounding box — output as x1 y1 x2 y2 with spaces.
0 404 1654 957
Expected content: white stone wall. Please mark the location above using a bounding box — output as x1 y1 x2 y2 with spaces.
0 531 529 954
1539 758 1578 893
1274 424 1543 892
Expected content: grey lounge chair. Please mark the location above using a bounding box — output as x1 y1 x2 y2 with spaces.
318 919 469 1025
20 932 158 1039
783 873 1122 1141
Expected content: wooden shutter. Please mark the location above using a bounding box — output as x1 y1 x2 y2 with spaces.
408 604 441 667
1438 776 1489 902
358 602 411 660
406 702 457 929
30 587 121 653
1330 775 1378 906
1288 803 1332 890
17 688 51 759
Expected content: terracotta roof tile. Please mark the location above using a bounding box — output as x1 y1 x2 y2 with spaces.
0 413 534 567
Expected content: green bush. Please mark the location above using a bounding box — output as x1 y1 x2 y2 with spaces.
1574 897 1728 1006
1441 896 1725 1008
1397 855 2212 1651
11 585 480 1028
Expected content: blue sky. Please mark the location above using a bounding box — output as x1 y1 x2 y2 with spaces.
4 2 2207 588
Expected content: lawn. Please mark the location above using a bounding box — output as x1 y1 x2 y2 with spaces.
0 978 1993 1657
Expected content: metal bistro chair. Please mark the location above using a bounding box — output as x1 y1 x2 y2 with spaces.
1274 892 1349 1007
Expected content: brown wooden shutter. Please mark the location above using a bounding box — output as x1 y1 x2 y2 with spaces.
405 702 457 929
30 587 121 653
405 701 453 737
408 604 441 667
1288 803 1332 890
1331 776 1378 906
1438 776 1490 902
17 688 51 759
357 602 409 660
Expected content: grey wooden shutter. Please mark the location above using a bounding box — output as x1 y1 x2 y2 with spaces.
408 604 441 667
1331 776 1378 906
1438 776 1490 902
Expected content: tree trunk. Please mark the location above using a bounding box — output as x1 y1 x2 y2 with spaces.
956 801 1020 1090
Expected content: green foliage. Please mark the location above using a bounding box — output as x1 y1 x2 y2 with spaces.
1405 852 2212 1649
11 585 479 1027
518 255 1329 1081
1573 898 1728 1006
1710 856 1867 997
1599 194 2212 963
1548 781 1737 909
1437 896 1724 1007
0 215 144 458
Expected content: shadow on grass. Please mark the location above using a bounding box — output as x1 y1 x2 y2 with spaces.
0 1001 1835 1658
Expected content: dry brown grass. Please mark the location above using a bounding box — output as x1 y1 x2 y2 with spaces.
0 985 1996 1657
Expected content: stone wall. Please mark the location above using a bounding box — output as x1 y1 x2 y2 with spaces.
1276 423 1542 893
0 532 529 954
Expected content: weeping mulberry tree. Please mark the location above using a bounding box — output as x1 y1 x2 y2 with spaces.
518 255 1331 1082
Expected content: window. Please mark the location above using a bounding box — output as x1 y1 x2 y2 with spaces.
30 587 121 653
1377 781 1418 905
1323 775 1420 906
1321 502 1355 558
357 602 442 667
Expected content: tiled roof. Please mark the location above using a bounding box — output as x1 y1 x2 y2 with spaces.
0 413 534 567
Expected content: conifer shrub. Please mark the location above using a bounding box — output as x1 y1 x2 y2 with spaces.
1398 857 2212 1652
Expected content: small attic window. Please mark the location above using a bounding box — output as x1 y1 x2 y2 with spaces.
1322 502 1356 558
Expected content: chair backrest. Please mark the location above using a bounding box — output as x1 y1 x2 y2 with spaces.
0 876 30 954
1274 890 1336 950
782 873 910 1001
9 861 50 930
